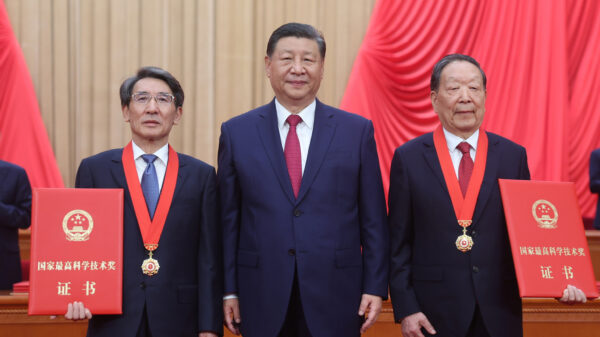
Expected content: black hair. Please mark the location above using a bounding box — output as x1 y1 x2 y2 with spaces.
266 22 326 59
430 54 487 92
119 66 184 108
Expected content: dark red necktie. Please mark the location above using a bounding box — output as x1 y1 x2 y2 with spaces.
457 142 473 197
284 115 302 198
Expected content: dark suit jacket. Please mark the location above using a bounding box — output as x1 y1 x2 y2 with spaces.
589 149 600 229
218 99 389 337
75 148 223 337
0 160 31 289
388 131 530 337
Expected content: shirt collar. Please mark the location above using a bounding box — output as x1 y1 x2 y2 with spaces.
275 98 316 130
442 128 479 152
131 140 169 165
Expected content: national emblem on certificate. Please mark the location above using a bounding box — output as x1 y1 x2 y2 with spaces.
499 180 599 298
28 188 124 315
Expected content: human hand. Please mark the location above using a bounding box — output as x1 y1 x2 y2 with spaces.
64 301 92 320
358 293 383 333
223 298 241 335
558 284 587 304
401 311 436 337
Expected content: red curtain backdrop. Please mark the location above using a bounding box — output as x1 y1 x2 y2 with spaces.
0 0 63 188
341 0 600 219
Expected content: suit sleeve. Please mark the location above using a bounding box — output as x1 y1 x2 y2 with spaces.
0 167 31 229
590 150 600 193
388 147 422 322
358 120 389 299
217 122 241 294
197 167 224 334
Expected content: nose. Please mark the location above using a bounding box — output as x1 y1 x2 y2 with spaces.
290 59 304 74
458 87 471 103
145 97 160 113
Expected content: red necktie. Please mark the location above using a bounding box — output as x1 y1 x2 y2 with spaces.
285 115 302 198
457 142 473 197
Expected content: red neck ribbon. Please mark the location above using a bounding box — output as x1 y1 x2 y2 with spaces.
433 126 488 226
122 141 179 251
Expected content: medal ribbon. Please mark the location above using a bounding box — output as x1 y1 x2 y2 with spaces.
433 125 488 224
122 141 179 251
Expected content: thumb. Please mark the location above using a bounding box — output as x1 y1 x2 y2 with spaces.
358 297 370 316
421 316 437 335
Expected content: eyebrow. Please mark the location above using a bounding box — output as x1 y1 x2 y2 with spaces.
134 91 172 95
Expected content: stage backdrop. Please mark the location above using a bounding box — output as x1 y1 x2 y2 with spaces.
341 0 600 218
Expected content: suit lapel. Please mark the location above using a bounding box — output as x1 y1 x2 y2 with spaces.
111 149 134 215
110 149 128 192
256 100 296 204
296 100 336 204
472 132 499 225
171 152 187 203
422 134 450 196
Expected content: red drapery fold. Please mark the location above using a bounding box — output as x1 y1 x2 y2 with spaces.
341 0 600 218
0 0 63 188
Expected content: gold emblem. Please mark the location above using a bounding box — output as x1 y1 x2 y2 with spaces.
141 251 160 276
456 233 474 252
456 220 474 252
532 200 558 229
62 210 94 241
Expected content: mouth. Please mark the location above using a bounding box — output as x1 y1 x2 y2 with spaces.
287 80 307 87
455 110 474 114
142 120 161 126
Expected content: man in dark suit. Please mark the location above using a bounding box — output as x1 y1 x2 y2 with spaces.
219 23 388 337
0 160 31 290
589 148 600 229
65 67 222 337
388 54 587 337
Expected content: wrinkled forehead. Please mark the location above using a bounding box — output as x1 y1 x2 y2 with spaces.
442 61 484 83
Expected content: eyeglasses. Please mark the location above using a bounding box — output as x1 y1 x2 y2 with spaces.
131 93 175 106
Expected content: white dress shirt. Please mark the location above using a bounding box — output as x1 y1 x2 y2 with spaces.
275 98 316 174
131 141 169 191
442 128 479 178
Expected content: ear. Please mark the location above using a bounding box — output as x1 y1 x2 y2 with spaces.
264 56 272 78
430 90 438 109
319 57 325 80
122 105 130 122
173 106 183 125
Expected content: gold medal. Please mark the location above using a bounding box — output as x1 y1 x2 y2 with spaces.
141 251 160 276
455 232 474 252
455 220 474 252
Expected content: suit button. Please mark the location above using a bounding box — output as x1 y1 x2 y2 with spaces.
139 282 146 289
288 249 296 256
293 209 301 217
471 230 477 238
472 266 479 273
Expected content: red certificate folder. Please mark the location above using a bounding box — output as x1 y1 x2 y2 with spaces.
499 180 598 298
28 188 124 315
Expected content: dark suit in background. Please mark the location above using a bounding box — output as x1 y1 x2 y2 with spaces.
0 160 31 290
589 149 600 229
75 149 222 336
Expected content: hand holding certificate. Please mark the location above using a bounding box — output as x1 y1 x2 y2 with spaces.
499 180 599 299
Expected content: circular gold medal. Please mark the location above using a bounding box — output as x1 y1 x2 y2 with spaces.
455 234 474 252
